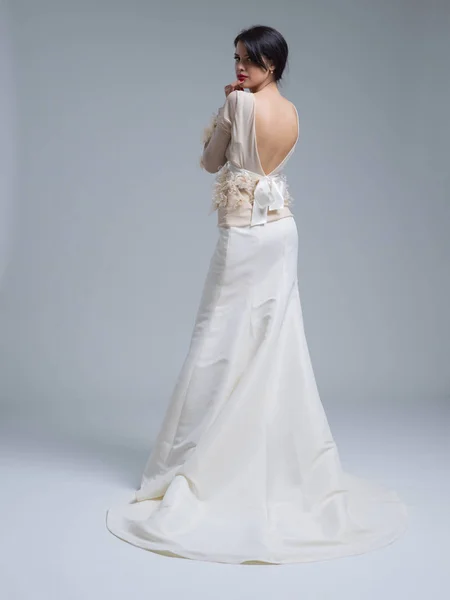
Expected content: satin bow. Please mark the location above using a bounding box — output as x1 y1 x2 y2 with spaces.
251 174 286 226
227 163 286 227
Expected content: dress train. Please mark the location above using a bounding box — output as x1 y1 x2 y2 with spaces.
106 217 408 564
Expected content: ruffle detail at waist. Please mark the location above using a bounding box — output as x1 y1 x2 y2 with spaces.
208 161 294 214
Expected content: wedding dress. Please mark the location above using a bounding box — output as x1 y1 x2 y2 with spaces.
105 90 409 564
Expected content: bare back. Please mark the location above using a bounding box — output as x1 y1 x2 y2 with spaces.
253 94 299 176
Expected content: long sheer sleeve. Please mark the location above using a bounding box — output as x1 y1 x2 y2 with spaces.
200 91 238 173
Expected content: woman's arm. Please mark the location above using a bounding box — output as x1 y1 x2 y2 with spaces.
200 91 238 173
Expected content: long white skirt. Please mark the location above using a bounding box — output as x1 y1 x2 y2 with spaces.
106 216 409 564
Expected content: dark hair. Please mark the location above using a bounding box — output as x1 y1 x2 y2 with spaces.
233 25 289 84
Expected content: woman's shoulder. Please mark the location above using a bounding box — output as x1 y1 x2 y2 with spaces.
221 89 248 124
227 89 247 99
226 89 253 118
225 89 252 104
224 89 246 107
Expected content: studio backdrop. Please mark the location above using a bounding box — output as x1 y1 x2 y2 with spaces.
0 0 449 447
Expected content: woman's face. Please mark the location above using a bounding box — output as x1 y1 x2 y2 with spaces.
234 41 274 91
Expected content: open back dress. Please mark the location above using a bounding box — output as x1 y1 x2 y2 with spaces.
105 90 409 564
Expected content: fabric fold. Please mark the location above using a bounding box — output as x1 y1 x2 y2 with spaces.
106 218 409 564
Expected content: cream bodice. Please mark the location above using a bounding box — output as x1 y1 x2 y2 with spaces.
200 90 299 228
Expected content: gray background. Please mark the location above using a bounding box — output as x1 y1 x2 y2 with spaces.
1 1 449 599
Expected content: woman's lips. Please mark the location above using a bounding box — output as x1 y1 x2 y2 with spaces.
238 75 247 80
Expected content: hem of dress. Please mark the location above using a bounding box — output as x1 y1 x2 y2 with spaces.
105 504 409 565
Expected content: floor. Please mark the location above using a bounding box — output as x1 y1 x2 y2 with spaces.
1 400 447 600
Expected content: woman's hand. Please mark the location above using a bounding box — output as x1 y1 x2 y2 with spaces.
224 79 245 97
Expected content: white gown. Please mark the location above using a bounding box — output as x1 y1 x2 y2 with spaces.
105 91 409 564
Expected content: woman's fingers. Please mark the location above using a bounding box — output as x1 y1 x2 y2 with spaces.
225 80 244 97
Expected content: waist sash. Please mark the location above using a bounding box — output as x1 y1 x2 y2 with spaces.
227 163 287 227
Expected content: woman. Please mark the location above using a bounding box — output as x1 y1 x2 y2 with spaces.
106 25 409 564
